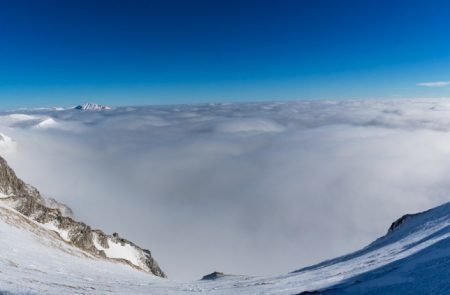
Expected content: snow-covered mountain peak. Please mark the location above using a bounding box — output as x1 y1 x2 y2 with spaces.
74 103 112 111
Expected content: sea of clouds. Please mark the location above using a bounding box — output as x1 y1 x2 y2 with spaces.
2 99 450 280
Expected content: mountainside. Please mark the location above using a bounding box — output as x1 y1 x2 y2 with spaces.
1 155 450 294
0 156 165 278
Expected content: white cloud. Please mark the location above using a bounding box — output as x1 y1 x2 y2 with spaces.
2 99 450 280
417 81 450 87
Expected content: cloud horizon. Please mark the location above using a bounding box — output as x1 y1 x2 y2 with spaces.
417 81 450 87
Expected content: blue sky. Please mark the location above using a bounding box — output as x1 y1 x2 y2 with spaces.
1 0 450 108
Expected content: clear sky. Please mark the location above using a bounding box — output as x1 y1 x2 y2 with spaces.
1 0 450 108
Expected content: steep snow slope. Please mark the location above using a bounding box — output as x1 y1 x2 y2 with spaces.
1 196 450 294
290 202 450 294
316 203 450 294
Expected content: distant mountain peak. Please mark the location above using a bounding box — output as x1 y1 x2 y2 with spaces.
74 103 111 111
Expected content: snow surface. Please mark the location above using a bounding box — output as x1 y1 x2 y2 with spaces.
40 221 71 242
1 200 450 294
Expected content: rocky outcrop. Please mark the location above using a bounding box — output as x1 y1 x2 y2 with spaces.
0 156 166 278
387 208 431 234
201 272 226 280
387 214 415 233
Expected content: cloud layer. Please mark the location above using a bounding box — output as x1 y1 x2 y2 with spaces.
2 99 450 280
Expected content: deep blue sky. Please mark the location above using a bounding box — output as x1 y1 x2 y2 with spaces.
1 0 450 108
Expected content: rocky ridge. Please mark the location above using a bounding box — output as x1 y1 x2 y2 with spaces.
0 156 166 278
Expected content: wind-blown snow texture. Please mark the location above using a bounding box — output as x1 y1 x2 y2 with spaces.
2 99 450 280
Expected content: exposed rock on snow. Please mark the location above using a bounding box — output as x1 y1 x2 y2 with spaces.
0 156 165 278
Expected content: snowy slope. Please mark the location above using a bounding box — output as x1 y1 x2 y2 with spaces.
1 199 450 294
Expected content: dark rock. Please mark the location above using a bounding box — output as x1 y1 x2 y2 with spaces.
201 271 225 280
388 212 420 234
